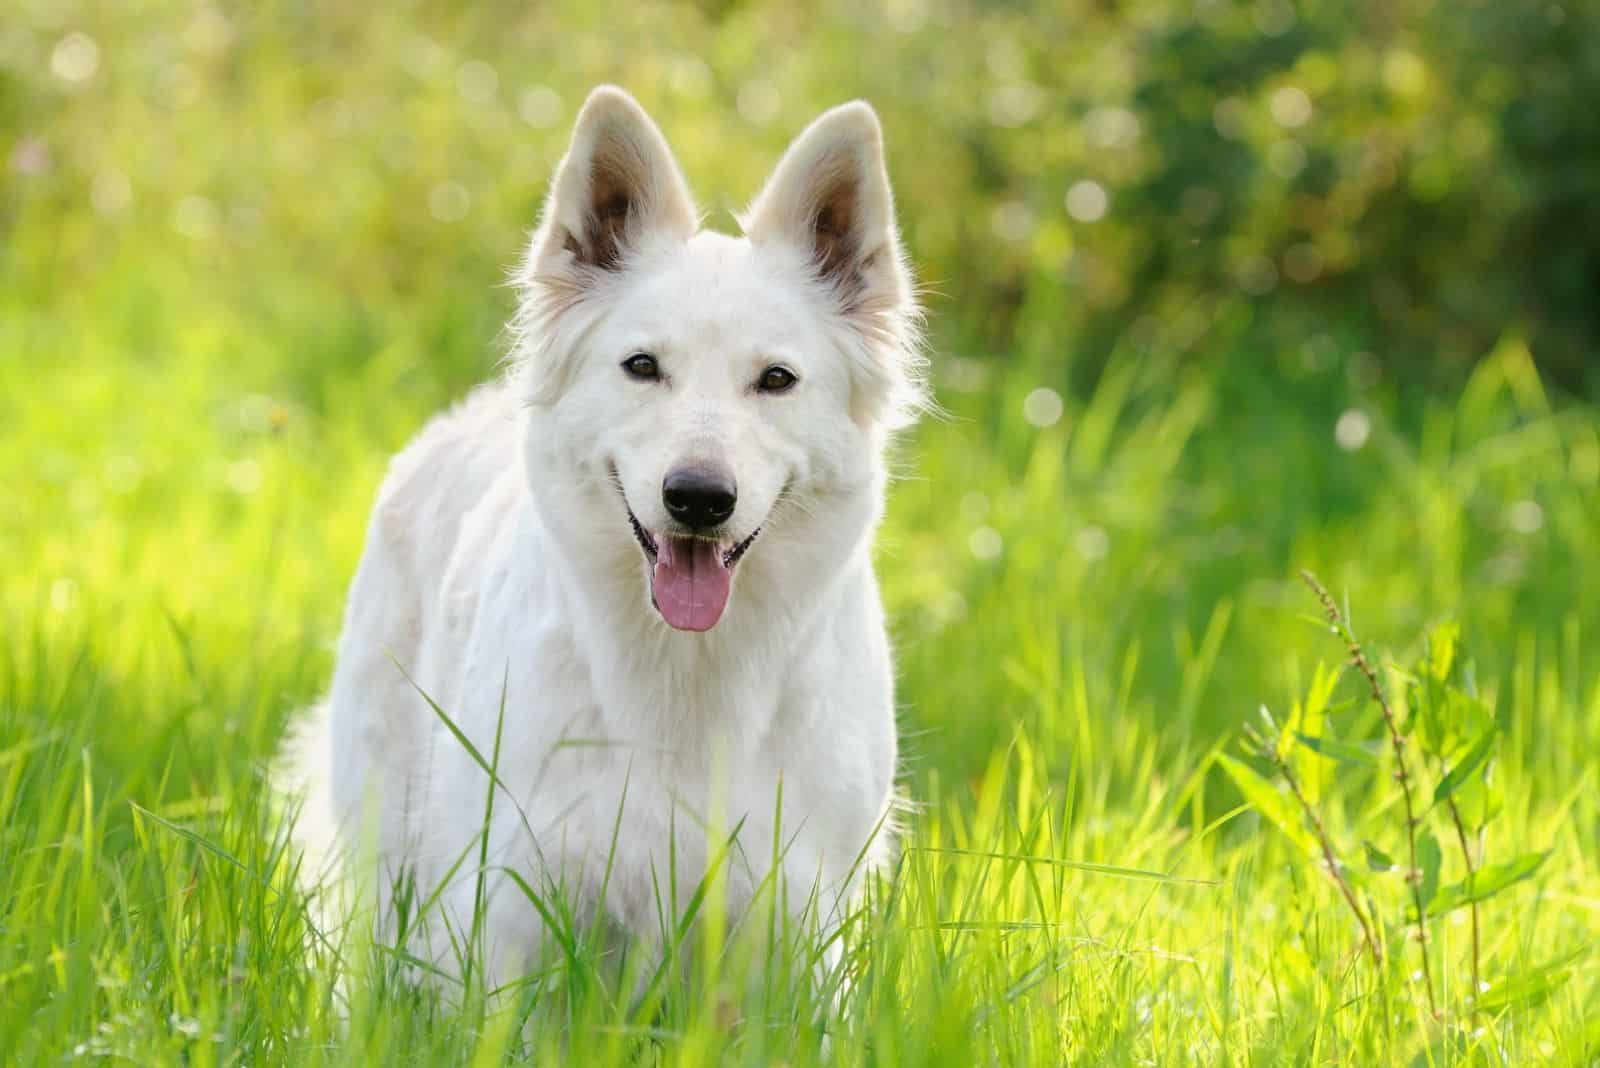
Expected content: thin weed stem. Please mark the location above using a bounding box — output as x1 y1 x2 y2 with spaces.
1265 742 1383 970
1301 570 1440 1021
1446 797 1482 1013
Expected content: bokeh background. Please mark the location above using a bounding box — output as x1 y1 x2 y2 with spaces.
6 0 1596 764
3 1 1598 1062
11 0 1600 393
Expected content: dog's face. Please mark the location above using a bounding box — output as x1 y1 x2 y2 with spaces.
548 235 866 632
516 88 922 633
518 89 921 633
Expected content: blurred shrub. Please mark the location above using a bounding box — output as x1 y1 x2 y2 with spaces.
3 0 1595 394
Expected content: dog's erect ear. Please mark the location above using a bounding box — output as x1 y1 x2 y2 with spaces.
745 102 923 428
744 101 912 316
516 88 697 405
529 86 697 276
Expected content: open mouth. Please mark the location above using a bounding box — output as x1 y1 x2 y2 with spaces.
623 500 760 633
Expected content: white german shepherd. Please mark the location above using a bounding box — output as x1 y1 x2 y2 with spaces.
289 86 924 985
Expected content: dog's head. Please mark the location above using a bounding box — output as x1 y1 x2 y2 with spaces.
514 87 923 633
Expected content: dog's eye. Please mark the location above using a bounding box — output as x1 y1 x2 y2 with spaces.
621 353 661 381
756 365 798 393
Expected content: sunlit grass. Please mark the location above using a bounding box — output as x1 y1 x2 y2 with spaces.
3 298 1597 1061
4 2 1598 1060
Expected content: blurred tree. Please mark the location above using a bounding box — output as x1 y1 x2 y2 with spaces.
3 0 1594 394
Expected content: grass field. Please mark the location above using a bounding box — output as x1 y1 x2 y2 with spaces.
5 4 1600 1064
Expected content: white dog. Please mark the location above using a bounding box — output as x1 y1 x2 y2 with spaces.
289 86 924 986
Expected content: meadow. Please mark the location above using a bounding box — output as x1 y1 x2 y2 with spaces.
3 2 1598 1063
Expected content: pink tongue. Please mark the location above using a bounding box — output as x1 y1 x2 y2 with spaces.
652 537 732 632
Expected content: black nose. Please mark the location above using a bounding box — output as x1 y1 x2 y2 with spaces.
662 465 737 530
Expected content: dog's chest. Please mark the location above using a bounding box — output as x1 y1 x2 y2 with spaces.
499 728 815 911
425 507 818 855
400 476 885 953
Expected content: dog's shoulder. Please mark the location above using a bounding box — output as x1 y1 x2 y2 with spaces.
352 381 523 606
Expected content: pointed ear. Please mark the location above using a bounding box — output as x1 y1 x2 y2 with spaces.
745 102 924 429
528 86 697 277
744 101 912 315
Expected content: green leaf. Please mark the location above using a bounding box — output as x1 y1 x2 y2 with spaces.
1477 769 1504 827
1295 732 1378 768
1217 753 1315 856
1400 688 1421 738
1411 623 1480 753
1288 668 1339 803
1425 621 1460 683
1444 686 1496 741
1362 840 1395 872
1432 728 1498 808
1415 832 1442 910
1427 852 1548 916
1472 946 1588 1012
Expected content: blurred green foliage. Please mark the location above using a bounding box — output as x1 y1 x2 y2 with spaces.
5 0 1596 398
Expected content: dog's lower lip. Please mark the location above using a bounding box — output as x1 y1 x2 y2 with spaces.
723 527 760 567
627 507 659 560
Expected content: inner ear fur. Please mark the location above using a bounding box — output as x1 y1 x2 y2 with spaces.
564 149 638 271
743 101 906 311
534 86 698 277
809 169 864 291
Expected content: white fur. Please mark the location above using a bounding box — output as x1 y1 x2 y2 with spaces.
288 87 924 985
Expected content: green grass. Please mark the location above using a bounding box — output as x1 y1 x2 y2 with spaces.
5 310 1597 1063
5 3 1600 1063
